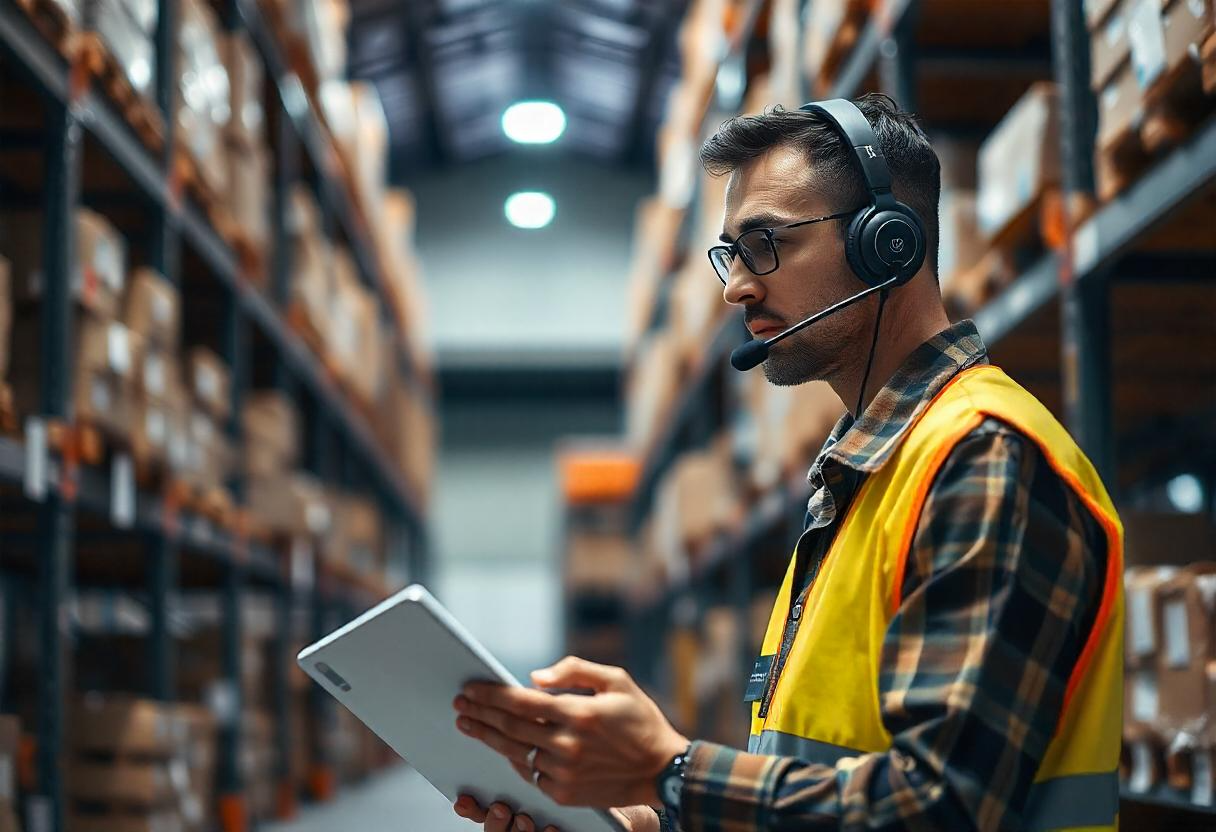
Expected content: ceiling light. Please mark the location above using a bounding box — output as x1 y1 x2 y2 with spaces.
501 100 566 144
504 192 555 229
1167 473 1204 513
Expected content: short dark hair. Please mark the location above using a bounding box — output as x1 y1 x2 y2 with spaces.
699 93 941 278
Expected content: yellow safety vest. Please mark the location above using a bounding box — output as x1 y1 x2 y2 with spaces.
750 365 1124 831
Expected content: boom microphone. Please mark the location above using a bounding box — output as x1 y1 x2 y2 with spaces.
729 274 901 372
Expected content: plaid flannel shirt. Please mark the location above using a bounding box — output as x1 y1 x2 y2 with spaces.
659 319 1108 831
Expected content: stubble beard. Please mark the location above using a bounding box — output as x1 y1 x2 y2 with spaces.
761 333 837 386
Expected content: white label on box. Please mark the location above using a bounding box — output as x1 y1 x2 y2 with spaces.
144 352 165 396
1128 0 1167 89
1163 599 1191 668
1129 586 1156 655
291 538 315 590
95 237 123 293
1129 740 1153 793
1193 749 1214 806
111 452 135 528
107 323 131 375
197 363 219 401
1132 670 1159 721
91 377 112 413
27 795 52 832
206 679 240 726
147 408 167 447
24 417 47 501
1195 575 1216 614
153 290 172 326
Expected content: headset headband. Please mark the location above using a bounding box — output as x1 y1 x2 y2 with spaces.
799 99 895 208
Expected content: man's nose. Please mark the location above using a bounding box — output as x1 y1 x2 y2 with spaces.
723 261 763 306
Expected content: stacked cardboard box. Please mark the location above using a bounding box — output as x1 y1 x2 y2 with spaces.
1091 0 1216 195
976 83 1061 242
320 81 389 222
565 530 636 595
1121 511 1216 800
90 0 158 101
375 189 431 367
3 210 138 440
178 0 231 198
286 187 333 344
374 373 435 504
328 253 383 408
67 696 214 832
242 711 277 821
222 32 271 257
125 269 182 473
270 0 349 88
180 347 232 494
0 716 20 832
653 437 741 566
625 330 682 454
325 492 383 575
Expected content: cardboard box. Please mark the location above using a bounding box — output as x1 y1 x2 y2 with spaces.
125 268 179 348
242 391 298 466
350 82 388 216
1 208 127 319
938 190 986 288
186 347 231 422
330 493 382 574
223 32 264 147
71 696 184 757
1087 0 1124 29
247 471 330 537
93 0 157 99
1090 0 1131 90
1097 60 1144 148
1156 564 1216 730
977 83 1062 239
1159 0 1215 91
565 531 636 593
1126 565 1182 669
225 143 270 258
67 758 176 806
67 810 185 832
177 0 230 197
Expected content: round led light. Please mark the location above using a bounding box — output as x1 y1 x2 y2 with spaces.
501 101 567 144
504 192 556 229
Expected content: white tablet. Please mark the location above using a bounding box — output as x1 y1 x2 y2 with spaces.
297 584 625 832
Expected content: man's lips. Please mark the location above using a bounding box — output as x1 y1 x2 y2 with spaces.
748 322 784 338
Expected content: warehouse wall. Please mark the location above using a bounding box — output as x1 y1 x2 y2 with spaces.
410 155 654 357
432 396 621 679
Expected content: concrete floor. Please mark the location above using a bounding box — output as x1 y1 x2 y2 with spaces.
265 766 473 832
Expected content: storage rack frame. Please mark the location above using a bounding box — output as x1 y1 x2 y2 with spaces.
0 1 432 830
621 0 1216 820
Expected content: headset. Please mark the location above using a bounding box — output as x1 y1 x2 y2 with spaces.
730 98 928 421
800 98 926 287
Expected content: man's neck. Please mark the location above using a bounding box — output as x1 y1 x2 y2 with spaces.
837 296 951 419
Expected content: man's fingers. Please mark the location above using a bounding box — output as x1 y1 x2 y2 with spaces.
485 802 514 832
531 656 629 693
457 715 535 764
455 696 562 748
510 813 536 832
460 684 580 725
453 795 487 823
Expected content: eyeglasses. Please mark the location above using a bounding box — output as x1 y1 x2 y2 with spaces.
707 211 854 286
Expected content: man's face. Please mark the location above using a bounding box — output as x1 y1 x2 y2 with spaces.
719 145 865 386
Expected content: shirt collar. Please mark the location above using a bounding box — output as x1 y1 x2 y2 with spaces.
814 319 989 475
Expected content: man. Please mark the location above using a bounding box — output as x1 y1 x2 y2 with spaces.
451 95 1123 832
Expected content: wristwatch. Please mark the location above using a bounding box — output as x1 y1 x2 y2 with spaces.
655 743 693 820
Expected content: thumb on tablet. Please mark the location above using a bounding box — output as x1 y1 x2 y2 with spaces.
531 656 628 693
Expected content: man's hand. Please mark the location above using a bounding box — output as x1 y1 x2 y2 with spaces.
452 797 659 832
453 656 690 809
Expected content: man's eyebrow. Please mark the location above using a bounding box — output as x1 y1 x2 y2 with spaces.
719 212 791 244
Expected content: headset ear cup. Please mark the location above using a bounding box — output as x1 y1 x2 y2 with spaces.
860 207 925 285
844 208 881 287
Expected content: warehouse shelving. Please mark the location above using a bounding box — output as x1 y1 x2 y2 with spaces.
620 0 1215 821
0 1 430 830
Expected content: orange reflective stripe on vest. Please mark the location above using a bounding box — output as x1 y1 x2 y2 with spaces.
750 365 1124 831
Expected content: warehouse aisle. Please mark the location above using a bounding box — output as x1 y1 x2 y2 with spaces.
266 767 470 832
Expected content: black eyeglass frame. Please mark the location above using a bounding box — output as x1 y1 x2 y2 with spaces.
707 210 855 286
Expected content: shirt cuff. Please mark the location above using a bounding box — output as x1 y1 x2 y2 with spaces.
667 740 779 831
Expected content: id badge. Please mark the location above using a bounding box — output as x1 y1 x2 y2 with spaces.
744 655 775 703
